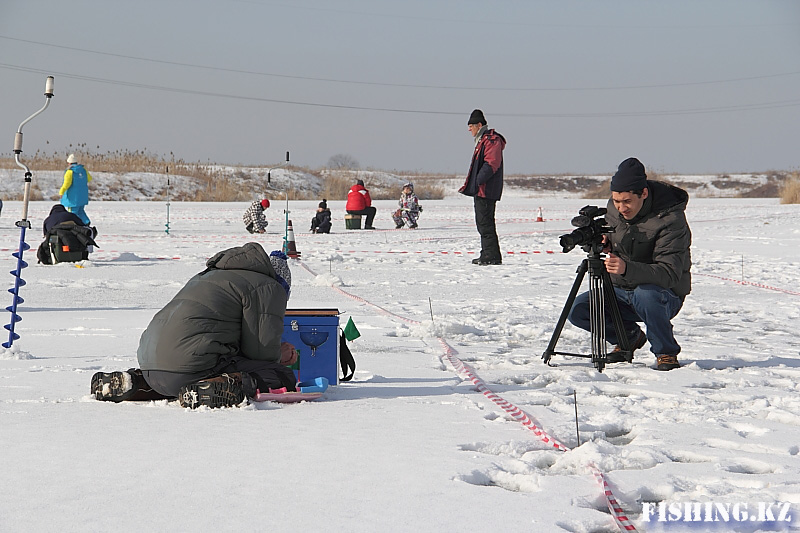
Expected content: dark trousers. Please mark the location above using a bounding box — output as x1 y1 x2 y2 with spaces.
142 355 296 397
474 196 500 261
311 217 331 234
347 207 377 227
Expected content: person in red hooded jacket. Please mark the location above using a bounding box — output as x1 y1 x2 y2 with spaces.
459 109 507 265
345 179 377 229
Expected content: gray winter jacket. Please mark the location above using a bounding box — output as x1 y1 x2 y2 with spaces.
605 180 692 298
137 242 287 373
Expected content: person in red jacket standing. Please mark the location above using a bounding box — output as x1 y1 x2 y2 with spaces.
346 179 377 229
459 109 507 265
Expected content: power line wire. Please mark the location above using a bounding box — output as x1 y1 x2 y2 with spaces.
2 34 799 92
3 63 800 117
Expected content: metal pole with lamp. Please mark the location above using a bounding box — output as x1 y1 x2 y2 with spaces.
267 151 290 253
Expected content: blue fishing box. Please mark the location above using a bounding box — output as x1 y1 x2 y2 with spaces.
282 309 340 385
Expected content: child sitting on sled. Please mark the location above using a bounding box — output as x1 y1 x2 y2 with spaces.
392 182 422 229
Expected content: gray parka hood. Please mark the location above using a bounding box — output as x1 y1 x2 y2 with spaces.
204 241 277 277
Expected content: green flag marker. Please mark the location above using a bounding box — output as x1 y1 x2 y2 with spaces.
343 317 361 341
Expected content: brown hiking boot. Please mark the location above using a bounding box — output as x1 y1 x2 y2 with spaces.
179 372 258 409
607 330 647 363
656 354 681 371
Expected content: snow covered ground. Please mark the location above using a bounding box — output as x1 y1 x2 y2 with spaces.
1 192 798 532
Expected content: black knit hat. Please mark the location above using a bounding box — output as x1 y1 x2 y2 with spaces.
319 199 327 209
610 157 648 192
467 109 486 126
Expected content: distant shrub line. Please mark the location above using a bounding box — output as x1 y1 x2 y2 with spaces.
0 150 447 202
780 172 800 204
2 150 795 202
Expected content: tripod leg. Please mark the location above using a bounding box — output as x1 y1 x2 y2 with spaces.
542 259 588 364
602 268 633 361
587 259 607 372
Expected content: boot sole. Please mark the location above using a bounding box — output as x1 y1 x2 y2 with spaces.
179 381 245 409
91 371 135 402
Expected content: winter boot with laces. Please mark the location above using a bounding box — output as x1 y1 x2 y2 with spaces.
606 330 647 363
656 354 681 371
178 372 258 409
91 369 140 402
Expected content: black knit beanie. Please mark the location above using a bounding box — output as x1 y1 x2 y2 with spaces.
467 109 486 126
610 157 648 192
319 199 327 209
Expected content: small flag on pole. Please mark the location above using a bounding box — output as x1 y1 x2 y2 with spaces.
343 317 361 341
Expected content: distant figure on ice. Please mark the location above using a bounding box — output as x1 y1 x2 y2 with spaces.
459 109 506 266
243 198 270 233
567 157 692 371
392 182 421 229
310 199 332 234
346 179 377 229
60 153 92 225
37 204 98 264
91 244 300 408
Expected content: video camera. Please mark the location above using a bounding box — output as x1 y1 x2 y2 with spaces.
559 205 612 253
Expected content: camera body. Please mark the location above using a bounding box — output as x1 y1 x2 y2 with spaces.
559 205 612 253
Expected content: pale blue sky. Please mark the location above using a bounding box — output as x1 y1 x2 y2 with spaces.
2 0 799 174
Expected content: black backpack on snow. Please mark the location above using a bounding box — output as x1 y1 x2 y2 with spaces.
37 222 98 265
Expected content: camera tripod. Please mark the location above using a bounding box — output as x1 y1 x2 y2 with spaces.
541 244 633 373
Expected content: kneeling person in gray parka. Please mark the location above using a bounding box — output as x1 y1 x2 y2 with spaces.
91 243 299 408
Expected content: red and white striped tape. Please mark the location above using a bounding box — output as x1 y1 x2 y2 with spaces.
436 338 568 451
695 272 800 296
590 466 638 531
297 259 638 532
332 250 557 255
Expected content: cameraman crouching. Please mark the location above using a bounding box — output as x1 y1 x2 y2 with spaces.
568 157 692 371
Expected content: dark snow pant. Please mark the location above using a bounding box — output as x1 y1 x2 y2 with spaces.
142 355 296 397
474 196 501 261
311 218 331 233
347 207 377 228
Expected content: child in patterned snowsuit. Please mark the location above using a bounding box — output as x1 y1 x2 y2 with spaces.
243 199 270 233
392 182 421 229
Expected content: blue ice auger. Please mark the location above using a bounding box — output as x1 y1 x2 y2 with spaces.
4 76 55 348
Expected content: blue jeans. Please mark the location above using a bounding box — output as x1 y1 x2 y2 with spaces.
567 284 683 356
